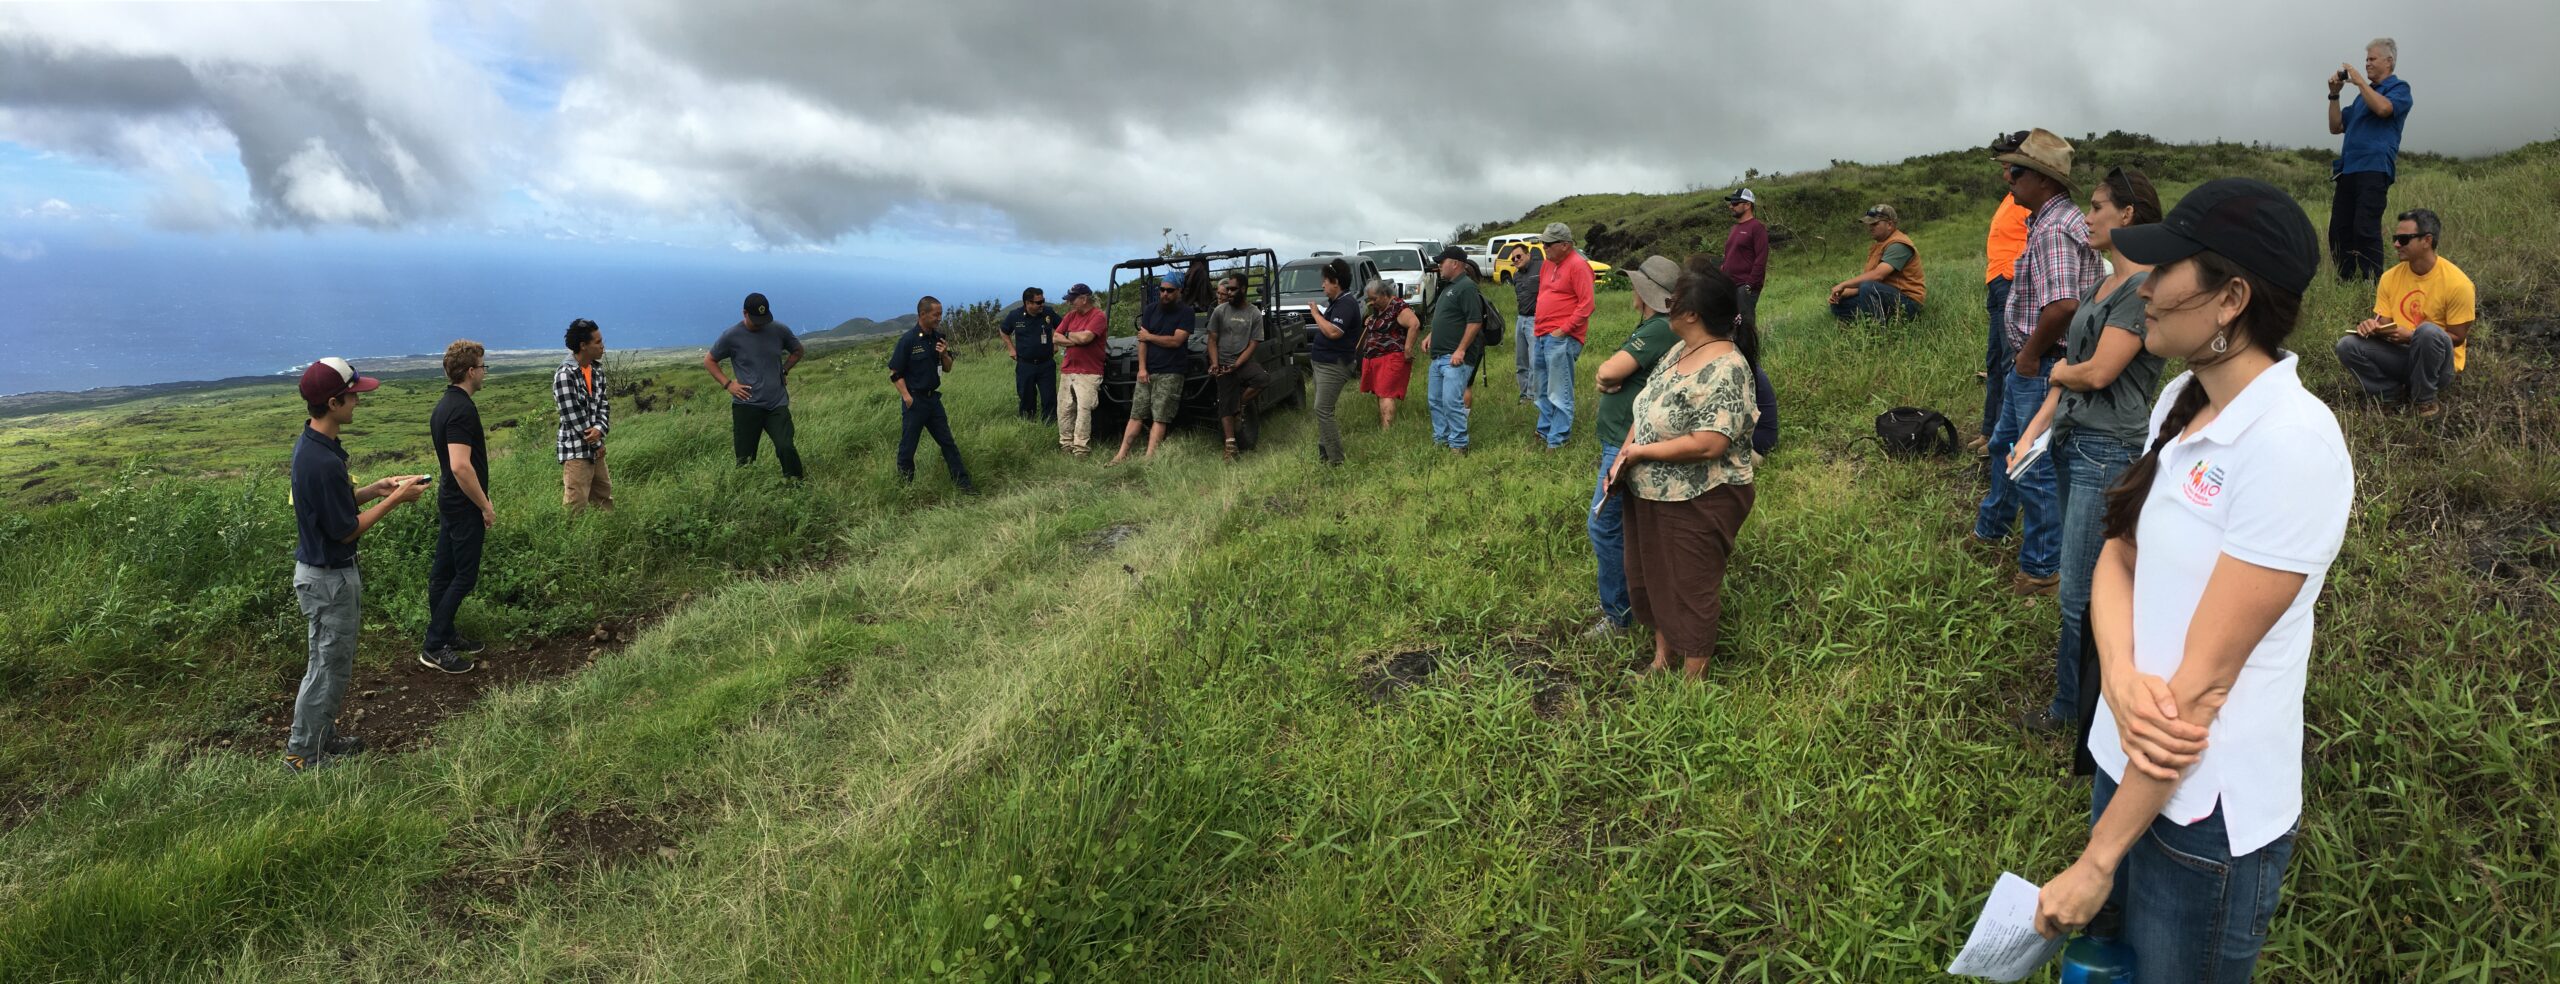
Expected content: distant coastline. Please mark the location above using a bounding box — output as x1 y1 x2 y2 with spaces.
0 314 918 418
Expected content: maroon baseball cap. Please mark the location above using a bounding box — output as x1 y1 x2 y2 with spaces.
297 357 380 403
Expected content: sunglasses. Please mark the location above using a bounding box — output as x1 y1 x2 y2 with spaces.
2392 233 2425 246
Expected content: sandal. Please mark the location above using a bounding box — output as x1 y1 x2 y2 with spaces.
1223 439 1239 462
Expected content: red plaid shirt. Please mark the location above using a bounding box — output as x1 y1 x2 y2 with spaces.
2004 197 2100 350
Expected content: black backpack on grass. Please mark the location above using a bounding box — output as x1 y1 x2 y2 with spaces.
1875 407 1961 458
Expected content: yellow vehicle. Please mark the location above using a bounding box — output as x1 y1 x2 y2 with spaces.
1489 237 1613 285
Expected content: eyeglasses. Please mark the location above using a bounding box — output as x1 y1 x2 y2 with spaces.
2392 233 2424 246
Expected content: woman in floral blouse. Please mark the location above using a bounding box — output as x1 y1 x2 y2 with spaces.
1358 279 1422 431
1602 259 1762 679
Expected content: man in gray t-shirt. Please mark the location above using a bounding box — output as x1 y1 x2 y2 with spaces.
702 292 807 478
1205 271 1270 459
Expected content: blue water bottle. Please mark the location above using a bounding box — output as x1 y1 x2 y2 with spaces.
2059 904 2136 983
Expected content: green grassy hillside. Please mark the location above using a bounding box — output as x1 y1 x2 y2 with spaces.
0 138 2554 981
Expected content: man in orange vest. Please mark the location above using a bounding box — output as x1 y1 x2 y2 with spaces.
1977 131 2035 452
1827 204 1927 323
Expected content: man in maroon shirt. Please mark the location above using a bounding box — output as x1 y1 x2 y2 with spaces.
1722 189 1769 323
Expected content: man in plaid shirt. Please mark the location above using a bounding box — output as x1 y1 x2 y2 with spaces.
1974 129 2096 597
555 319 613 512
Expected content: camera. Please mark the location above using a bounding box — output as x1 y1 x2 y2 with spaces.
2332 70 2349 84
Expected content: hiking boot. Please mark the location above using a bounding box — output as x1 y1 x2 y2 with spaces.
2416 401 2442 419
418 648 477 674
282 752 336 773
958 482 982 496
1966 434 1989 454
2012 571 2060 596
322 733 367 757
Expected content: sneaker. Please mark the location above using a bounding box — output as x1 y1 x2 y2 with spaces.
282 752 336 773
451 637 488 655
2012 572 2060 596
1580 617 1632 640
898 471 916 484
958 482 983 496
322 733 367 756
418 648 477 674
2416 401 2442 419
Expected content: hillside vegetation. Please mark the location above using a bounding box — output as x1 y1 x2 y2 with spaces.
0 137 2554 980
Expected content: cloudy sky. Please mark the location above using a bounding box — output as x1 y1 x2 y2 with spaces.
3 0 2554 278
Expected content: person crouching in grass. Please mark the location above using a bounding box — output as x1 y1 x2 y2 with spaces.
284 357 429 772
2033 179 2353 979
1601 260 1761 680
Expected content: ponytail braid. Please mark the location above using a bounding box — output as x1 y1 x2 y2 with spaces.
2101 376 2209 540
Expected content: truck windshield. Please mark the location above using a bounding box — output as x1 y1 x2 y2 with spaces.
1360 250 1422 272
1277 266 1330 294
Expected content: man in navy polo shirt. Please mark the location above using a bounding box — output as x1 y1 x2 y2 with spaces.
1001 286 1062 423
284 357 429 773
889 295 978 494
2326 38 2413 281
1110 270 1195 465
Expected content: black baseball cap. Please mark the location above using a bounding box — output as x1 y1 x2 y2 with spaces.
2110 178 2319 297
1433 245 1471 265
743 292 773 323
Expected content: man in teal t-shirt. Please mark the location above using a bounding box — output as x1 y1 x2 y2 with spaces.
1425 247 1485 452
1584 256 1684 636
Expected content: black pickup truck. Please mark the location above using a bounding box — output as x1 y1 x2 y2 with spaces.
1097 248 1307 445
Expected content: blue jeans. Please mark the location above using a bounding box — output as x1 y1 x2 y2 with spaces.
1829 281 1921 323
2091 771 2296 982
1428 358 1474 448
1981 276 2013 438
2050 430 2137 721
1587 444 1629 626
1512 315 1537 398
1534 333 1582 447
1974 359 2059 577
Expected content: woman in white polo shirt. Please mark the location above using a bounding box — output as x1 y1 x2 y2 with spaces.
2031 178 2354 981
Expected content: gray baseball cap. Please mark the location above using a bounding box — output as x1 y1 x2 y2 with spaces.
1539 222 1573 244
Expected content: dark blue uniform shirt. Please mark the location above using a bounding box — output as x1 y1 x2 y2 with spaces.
888 327 948 395
290 425 361 568
1002 307 1062 363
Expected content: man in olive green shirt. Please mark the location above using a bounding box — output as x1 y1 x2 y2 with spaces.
1425 247 1486 452
1586 255 1683 636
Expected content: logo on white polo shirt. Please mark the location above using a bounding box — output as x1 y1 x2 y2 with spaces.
2183 459 2227 507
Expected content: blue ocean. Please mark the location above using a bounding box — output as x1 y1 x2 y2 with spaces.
0 237 1073 397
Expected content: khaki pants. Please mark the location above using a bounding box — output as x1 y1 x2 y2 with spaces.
1058 372 1103 451
563 448 613 511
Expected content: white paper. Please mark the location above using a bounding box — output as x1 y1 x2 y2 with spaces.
2006 430 2052 482
1947 871 2065 981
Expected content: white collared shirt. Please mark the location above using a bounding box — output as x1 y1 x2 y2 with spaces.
2089 354 2355 857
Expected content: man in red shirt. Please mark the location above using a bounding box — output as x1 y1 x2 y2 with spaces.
1052 283 1109 457
1531 222 1595 449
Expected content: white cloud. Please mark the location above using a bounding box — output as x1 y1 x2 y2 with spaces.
276 139 392 225
0 238 43 261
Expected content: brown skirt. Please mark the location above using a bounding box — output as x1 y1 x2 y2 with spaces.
1623 482 1755 663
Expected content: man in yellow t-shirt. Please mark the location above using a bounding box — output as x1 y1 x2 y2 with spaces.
2335 208 2474 418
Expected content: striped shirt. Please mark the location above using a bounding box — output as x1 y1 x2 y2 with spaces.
553 357 610 462
2004 197 2100 352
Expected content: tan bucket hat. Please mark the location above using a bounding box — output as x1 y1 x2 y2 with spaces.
1996 127 2077 192
1628 255 1680 314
